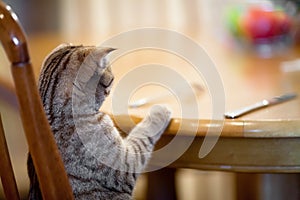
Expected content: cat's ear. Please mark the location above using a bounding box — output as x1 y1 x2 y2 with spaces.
75 47 115 88
92 47 116 70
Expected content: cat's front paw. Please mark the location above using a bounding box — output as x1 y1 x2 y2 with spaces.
149 104 172 124
144 105 172 138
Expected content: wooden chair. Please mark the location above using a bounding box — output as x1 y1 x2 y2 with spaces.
0 1 74 199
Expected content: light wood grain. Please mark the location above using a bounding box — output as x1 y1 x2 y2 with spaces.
113 115 300 138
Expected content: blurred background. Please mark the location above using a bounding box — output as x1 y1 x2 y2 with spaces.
1 0 300 199
6 0 300 47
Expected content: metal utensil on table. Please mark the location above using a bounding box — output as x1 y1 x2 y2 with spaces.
224 93 297 119
129 83 203 108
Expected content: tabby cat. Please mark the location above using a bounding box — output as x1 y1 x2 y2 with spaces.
27 44 171 199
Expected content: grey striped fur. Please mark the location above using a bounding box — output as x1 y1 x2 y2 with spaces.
27 44 171 200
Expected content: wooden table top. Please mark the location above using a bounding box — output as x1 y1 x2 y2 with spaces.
1 32 300 172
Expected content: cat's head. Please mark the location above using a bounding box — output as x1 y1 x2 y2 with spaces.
39 44 115 115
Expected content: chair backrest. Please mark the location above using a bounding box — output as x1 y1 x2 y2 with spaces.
0 2 74 199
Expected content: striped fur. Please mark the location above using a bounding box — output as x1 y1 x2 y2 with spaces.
27 44 171 199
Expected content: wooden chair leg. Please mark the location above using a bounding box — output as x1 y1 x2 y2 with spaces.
0 114 20 200
236 173 300 200
146 167 178 200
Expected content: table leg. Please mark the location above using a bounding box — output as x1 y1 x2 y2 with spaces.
236 173 300 200
145 167 178 200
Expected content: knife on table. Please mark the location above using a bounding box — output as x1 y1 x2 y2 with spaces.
224 93 297 119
